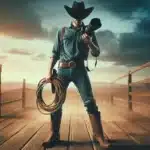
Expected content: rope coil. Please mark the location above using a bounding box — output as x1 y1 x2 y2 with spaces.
36 77 66 115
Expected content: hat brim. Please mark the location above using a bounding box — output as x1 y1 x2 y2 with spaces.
64 5 94 20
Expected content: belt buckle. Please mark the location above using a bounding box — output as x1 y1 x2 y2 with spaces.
69 61 76 68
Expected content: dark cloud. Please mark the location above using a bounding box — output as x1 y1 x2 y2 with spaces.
90 0 149 19
135 18 150 34
0 0 48 39
48 27 59 42
93 28 150 67
32 53 47 61
6 49 33 55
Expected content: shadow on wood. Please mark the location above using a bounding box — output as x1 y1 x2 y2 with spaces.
42 140 93 149
108 145 150 150
0 113 17 118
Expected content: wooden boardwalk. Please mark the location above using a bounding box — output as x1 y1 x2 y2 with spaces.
0 100 150 150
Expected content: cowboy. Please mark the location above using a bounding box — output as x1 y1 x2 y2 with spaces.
43 1 110 148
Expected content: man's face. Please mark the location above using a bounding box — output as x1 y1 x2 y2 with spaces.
75 19 83 26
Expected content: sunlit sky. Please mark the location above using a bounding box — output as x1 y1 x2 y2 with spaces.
0 0 150 86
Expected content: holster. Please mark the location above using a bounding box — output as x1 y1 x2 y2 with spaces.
51 69 57 93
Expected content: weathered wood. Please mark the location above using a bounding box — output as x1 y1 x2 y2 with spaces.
128 72 132 111
69 113 93 150
103 121 136 145
0 109 40 146
21 122 49 150
114 121 149 144
22 79 26 109
0 119 44 150
130 62 150 74
0 119 15 130
0 65 2 117
0 119 4 123
0 119 27 146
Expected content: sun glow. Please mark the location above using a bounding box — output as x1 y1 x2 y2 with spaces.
0 35 53 52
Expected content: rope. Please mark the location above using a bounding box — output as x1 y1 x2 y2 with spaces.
36 77 66 115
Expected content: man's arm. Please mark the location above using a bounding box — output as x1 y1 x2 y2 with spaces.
48 57 58 77
88 32 100 57
47 29 61 78
82 32 100 57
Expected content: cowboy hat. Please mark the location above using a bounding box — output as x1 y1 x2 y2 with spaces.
64 1 94 20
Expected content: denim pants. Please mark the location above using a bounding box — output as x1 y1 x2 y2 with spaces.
56 66 99 114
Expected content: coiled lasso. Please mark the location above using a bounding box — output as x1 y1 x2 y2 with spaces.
36 75 66 115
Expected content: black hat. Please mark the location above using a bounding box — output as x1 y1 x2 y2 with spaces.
64 1 94 20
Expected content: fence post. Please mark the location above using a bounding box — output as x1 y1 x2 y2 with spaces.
110 95 113 105
22 78 26 109
128 71 132 111
110 83 113 105
0 65 2 117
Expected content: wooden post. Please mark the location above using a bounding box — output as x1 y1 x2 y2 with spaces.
22 78 26 109
110 83 113 105
110 95 113 105
0 65 2 117
128 71 132 111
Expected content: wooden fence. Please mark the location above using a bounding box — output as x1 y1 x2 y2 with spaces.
110 61 150 111
0 64 26 117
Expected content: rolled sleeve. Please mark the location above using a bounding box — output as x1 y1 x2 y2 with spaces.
90 32 100 57
51 29 61 60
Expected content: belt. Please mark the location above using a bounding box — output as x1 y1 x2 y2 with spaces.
58 60 85 68
58 61 76 68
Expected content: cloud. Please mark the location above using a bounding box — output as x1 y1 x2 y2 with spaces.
31 53 47 61
6 49 33 56
48 27 59 42
91 0 150 19
0 0 48 39
0 55 7 60
0 55 8 64
135 18 150 34
93 26 150 67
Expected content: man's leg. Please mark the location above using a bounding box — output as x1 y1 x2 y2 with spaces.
43 69 70 147
72 68 110 148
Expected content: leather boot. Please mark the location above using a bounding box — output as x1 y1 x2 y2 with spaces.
42 109 62 148
88 111 110 148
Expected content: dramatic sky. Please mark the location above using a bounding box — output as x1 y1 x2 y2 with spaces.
0 0 150 85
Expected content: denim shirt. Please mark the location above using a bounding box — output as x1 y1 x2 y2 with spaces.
51 24 100 62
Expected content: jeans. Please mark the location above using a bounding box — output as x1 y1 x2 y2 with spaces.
57 66 98 114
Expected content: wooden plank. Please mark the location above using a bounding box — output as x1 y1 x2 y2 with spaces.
69 113 93 150
0 119 44 150
0 109 40 146
21 122 49 150
114 121 150 144
0 119 27 145
102 121 136 145
131 122 150 144
22 111 70 150
0 119 4 123
0 119 15 130
130 62 150 74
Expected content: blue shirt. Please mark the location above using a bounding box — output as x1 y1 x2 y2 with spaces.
51 24 100 62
